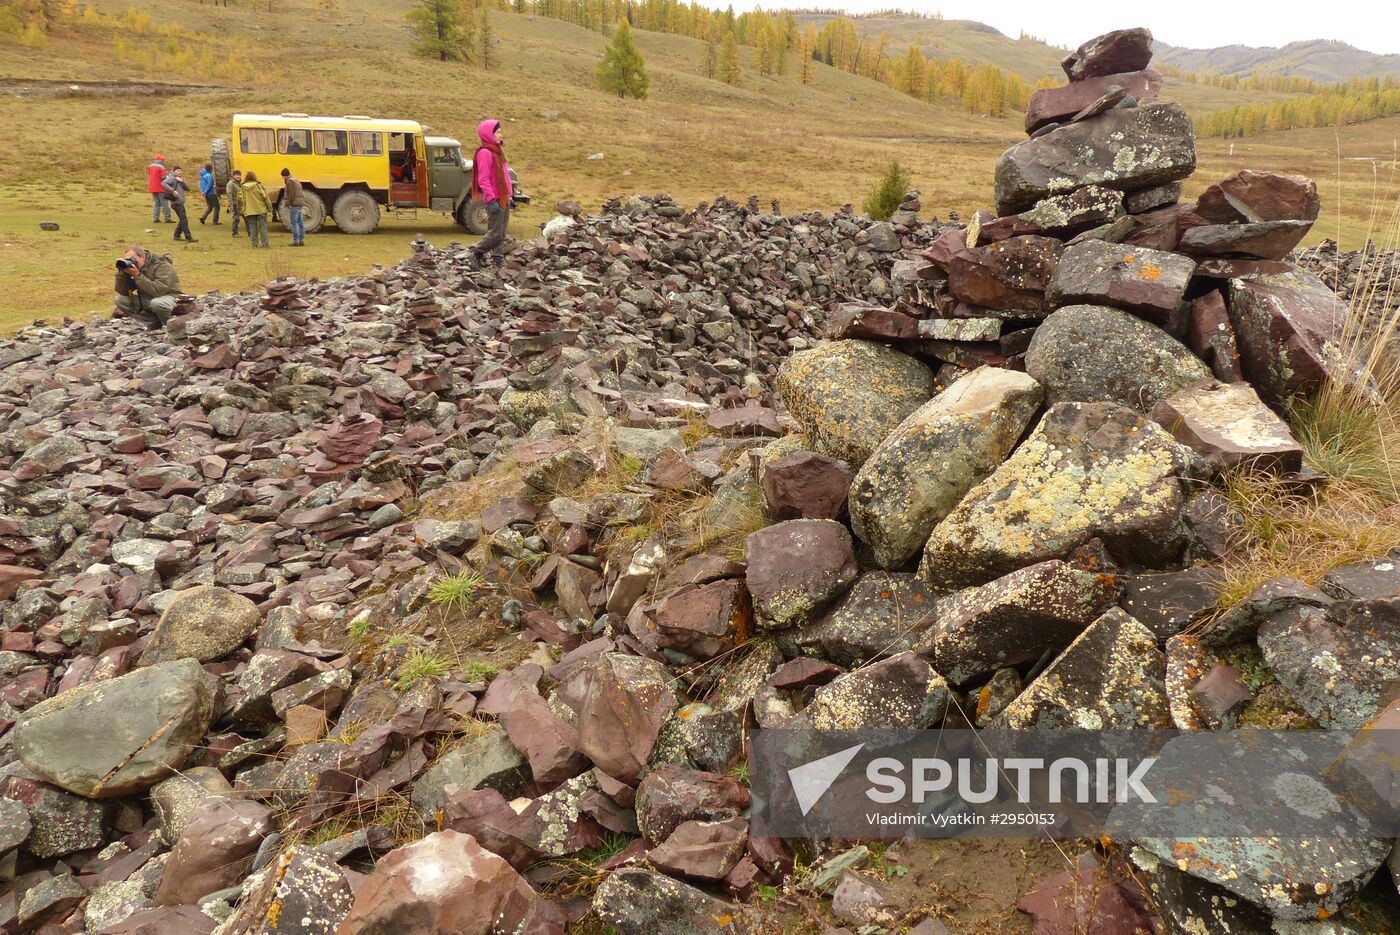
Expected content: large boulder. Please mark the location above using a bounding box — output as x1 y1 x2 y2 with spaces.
139 585 261 665
1195 169 1320 225
994 103 1197 216
1227 268 1349 409
336 830 563 934
995 609 1171 729
849 367 1044 569
775 340 935 466
1046 241 1196 324
1025 305 1211 411
12 658 217 798
745 519 858 630
921 402 1194 588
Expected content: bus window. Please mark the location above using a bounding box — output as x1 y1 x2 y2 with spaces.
278 129 312 155
239 127 275 154
314 130 348 156
349 131 383 156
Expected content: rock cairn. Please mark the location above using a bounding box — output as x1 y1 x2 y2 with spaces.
2 27 1399 935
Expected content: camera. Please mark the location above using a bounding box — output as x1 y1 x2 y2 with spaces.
116 258 136 271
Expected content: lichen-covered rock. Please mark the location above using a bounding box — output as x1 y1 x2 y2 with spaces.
849 367 1044 569
921 402 1193 588
947 235 1064 313
1178 220 1314 261
1025 71 1162 134
12 658 217 798
745 519 858 630
1061 27 1154 81
994 104 1197 216
1257 598 1400 730
980 186 1125 242
1227 268 1349 410
593 867 757 935
1046 241 1196 324
1134 833 1393 923
1025 305 1211 411
217 844 354 934
140 585 261 665
805 651 948 730
934 560 1119 686
775 340 935 466
994 609 1171 729
779 572 940 666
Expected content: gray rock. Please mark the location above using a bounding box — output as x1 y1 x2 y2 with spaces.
1227 268 1349 410
1026 305 1212 412
776 340 935 467
410 730 530 820
140 585 261 665
780 572 940 666
1150 379 1302 473
849 367 1044 569
1046 240 1195 323
613 426 683 461
12 658 218 798
0 796 31 856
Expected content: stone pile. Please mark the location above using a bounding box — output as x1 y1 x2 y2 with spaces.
2 26 1399 935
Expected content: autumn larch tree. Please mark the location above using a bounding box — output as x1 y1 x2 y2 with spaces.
407 0 472 62
718 29 741 85
597 19 649 99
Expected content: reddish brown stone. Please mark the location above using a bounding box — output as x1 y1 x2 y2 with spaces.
745 519 858 630
316 414 382 465
827 304 919 341
1047 241 1195 324
0 564 42 601
1196 170 1321 224
647 817 748 881
947 236 1063 314
1227 269 1348 409
1179 221 1314 261
1061 27 1154 81
645 578 747 662
761 451 852 521
1186 290 1244 382
705 406 782 438
1025 70 1162 133
635 763 751 847
154 798 273 906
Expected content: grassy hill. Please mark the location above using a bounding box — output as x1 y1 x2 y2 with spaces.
0 0 1396 330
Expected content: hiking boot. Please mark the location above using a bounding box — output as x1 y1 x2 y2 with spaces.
466 250 483 270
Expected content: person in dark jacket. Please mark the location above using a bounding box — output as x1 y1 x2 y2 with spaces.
198 163 220 225
280 167 306 246
114 245 182 328
226 169 244 237
162 166 196 243
467 119 513 270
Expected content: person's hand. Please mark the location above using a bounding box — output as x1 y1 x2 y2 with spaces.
122 249 145 273
487 200 501 214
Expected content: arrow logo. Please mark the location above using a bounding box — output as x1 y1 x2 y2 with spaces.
788 743 865 815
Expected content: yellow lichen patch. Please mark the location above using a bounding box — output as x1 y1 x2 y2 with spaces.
1139 263 1163 280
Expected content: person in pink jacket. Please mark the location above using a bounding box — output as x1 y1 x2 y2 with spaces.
468 119 514 270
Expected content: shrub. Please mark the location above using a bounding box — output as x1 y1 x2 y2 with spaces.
862 160 910 221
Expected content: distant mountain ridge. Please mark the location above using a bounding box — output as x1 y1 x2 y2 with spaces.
788 11 1400 86
1153 39 1400 84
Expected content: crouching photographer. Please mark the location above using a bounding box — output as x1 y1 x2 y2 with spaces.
113 245 182 328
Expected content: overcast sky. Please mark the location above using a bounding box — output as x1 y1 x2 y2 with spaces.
724 1 1400 56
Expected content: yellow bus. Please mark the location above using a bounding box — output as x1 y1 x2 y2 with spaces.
212 113 527 235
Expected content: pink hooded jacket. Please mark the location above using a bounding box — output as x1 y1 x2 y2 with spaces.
472 119 513 205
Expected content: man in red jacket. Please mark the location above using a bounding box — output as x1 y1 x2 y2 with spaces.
147 154 172 223
468 119 513 271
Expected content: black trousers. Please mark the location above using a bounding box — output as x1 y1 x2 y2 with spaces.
171 201 192 240
200 192 220 223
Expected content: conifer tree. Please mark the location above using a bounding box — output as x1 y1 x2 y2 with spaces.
798 24 815 84
701 25 718 79
862 161 910 221
597 19 649 99
477 2 493 69
718 30 741 85
407 0 471 62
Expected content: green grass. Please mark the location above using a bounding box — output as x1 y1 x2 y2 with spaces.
394 648 452 692
459 660 500 682
427 570 488 612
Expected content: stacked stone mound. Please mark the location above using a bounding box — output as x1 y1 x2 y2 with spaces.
2 31 1399 935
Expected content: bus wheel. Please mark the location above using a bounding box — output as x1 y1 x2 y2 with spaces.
332 190 380 234
457 198 488 235
210 137 231 190
280 191 328 233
